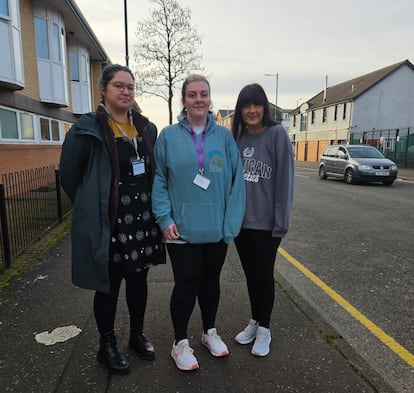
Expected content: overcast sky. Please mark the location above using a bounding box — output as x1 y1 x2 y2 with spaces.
75 0 414 129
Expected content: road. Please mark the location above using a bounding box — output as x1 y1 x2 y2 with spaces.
277 166 414 392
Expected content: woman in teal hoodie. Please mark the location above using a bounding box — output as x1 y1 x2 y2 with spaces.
152 74 245 371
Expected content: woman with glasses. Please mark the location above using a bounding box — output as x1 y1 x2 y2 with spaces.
60 64 166 375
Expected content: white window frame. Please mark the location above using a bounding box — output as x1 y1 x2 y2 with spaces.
69 43 92 114
0 0 24 87
0 105 68 143
34 3 68 106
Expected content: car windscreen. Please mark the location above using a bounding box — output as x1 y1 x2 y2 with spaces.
347 147 385 159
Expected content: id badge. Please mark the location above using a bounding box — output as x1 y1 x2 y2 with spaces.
193 173 211 190
132 159 145 176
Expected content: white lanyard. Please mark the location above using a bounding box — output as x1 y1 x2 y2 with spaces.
115 123 141 160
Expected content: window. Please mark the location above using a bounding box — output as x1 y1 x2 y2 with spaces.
343 103 347 119
0 0 9 16
34 6 68 106
40 117 60 141
51 120 59 140
0 0 24 87
40 117 50 140
51 23 61 62
0 108 18 139
334 105 338 121
293 115 296 127
69 45 92 113
34 16 49 60
337 147 346 158
322 108 327 123
20 113 35 139
300 113 307 131
69 49 79 81
0 107 64 142
311 110 315 124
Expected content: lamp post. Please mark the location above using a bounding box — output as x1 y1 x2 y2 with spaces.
264 73 278 122
124 0 129 66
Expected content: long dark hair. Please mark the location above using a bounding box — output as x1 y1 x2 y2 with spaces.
232 83 275 139
100 64 134 87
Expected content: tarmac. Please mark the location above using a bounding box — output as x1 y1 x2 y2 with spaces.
0 163 413 393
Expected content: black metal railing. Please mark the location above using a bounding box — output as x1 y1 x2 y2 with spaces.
349 127 414 168
0 166 72 270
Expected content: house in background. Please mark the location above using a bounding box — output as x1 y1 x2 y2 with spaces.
0 0 110 176
216 109 233 130
289 59 414 163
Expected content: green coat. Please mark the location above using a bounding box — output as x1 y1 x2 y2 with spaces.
60 111 157 293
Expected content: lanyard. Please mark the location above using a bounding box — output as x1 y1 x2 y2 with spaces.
115 123 141 160
189 124 206 175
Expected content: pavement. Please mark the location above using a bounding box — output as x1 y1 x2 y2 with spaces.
0 161 413 393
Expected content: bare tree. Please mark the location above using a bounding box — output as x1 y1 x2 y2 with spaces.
134 0 203 124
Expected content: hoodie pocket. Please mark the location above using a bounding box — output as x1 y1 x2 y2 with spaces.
178 203 223 243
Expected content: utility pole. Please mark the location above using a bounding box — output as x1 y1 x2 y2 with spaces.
264 73 278 122
264 72 279 122
124 0 129 66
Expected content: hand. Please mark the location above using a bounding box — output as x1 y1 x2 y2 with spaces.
163 223 180 240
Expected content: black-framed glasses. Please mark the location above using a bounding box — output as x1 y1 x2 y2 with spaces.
110 82 135 92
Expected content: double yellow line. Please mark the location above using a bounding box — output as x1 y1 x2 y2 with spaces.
278 247 414 368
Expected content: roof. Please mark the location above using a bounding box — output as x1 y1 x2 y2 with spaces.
57 0 110 62
217 109 234 118
299 59 414 112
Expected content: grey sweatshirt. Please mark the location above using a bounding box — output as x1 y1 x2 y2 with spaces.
236 124 294 238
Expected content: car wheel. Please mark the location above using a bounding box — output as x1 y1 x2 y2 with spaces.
344 168 354 184
383 180 394 186
319 165 327 179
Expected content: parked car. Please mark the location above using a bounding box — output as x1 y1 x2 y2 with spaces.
318 144 398 185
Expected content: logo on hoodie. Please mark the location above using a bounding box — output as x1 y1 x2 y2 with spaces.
208 150 224 173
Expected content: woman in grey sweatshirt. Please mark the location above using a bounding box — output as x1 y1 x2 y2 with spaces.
231 83 294 357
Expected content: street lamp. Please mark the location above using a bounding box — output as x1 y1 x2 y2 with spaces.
124 0 129 66
264 73 278 122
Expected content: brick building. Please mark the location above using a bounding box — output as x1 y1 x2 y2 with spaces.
0 0 110 176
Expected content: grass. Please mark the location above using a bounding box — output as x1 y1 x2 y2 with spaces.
0 215 72 293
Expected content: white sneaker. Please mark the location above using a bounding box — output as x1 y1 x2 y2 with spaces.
171 339 199 370
251 326 271 356
234 319 259 344
201 328 229 357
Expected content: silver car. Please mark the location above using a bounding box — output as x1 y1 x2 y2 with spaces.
318 144 398 185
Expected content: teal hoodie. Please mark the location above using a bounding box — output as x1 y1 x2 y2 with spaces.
152 112 246 244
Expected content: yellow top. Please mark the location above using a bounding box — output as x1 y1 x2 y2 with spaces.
108 117 139 139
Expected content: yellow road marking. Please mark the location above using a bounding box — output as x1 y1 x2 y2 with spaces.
278 247 414 368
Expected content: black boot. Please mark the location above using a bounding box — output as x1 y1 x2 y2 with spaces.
129 331 155 360
97 331 130 375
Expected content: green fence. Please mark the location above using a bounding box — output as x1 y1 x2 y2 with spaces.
349 127 414 167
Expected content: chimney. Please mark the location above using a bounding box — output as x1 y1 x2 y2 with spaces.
323 75 328 103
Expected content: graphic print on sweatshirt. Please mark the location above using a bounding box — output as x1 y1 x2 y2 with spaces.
208 150 225 173
241 147 272 183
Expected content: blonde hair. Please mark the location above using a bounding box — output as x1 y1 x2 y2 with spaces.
180 74 211 114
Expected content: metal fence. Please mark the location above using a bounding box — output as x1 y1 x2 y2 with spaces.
349 127 414 167
0 166 72 270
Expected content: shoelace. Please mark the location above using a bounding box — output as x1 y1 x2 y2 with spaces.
177 343 194 355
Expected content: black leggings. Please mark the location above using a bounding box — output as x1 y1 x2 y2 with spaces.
167 241 228 342
234 229 281 328
94 263 149 335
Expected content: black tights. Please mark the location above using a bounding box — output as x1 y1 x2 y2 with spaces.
94 263 149 335
235 229 281 328
167 241 228 342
